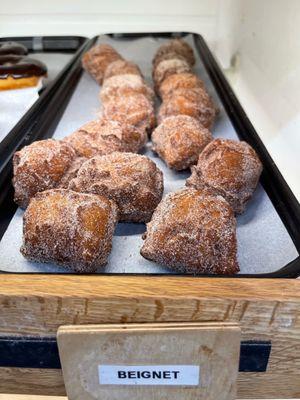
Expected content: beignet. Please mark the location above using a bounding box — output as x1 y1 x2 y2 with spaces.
103 59 142 81
153 39 195 68
141 188 239 275
159 72 205 100
13 139 76 208
102 94 156 136
100 74 154 104
69 152 163 222
152 115 212 170
186 139 263 214
158 89 216 129
82 43 122 84
152 58 191 92
64 118 146 158
21 189 118 272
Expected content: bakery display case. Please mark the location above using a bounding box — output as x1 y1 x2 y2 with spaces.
0 27 299 400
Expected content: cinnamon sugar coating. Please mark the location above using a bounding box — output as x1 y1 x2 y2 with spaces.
186 139 263 214
141 188 239 275
153 39 195 68
100 74 154 104
57 157 87 189
152 115 212 170
82 43 122 84
159 73 205 99
21 189 118 272
102 94 156 136
152 58 191 92
13 139 76 208
103 59 142 81
158 89 216 129
69 152 164 222
63 118 146 158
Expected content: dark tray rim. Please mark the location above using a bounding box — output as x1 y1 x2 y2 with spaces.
0 35 87 53
0 31 299 279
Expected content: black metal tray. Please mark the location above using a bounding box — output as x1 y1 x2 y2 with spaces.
0 32 299 278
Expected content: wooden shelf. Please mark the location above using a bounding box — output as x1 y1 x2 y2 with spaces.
0 275 299 398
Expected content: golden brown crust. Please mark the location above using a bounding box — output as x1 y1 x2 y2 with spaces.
102 94 156 136
159 72 205 99
186 139 263 214
100 74 155 104
63 118 147 158
13 139 76 208
82 44 122 84
103 59 142 81
153 39 195 68
157 89 216 129
141 188 239 275
152 115 212 170
69 152 164 222
21 189 118 273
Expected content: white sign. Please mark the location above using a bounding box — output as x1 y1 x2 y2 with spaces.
98 365 200 386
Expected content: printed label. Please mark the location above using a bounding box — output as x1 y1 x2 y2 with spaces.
98 365 200 386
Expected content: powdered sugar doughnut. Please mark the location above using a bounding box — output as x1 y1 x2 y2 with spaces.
159 72 205 99
141 187 239 275
69 152 163 222
100 74 154 104
102 94 156 136
21 189 118 273
13 139 76 208
103 59 142 81
186 139 263 214
64 118 146 158
152 58 191 92
152 115 212 170
158 89 216 129
153 39 195 68
82 44 122 84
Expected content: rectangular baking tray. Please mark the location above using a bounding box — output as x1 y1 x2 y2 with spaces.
0 36 88 146
0 32 299 278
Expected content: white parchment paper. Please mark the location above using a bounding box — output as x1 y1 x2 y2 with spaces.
0 53 72 144
0 34 298 274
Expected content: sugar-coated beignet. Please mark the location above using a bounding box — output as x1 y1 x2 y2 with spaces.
64 118 146 158
21 189 118 272
13 139 76 208
152 115 212 170
103 94 156 136
158 90 216 129
152 58 191 92
103 59 142 81
186 139 263 214
159 73 205 99
153 39 195 68
69 152 163 222
100 74 154 104
82 44 122 84
141 188 239 275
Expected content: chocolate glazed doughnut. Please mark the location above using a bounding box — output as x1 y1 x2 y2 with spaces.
0 55 47 90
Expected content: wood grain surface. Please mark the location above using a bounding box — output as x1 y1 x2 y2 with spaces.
58 323 240 400
0 275 299 398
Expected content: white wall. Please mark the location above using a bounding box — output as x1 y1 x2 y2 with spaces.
226 0 300 199
0 0 218 43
